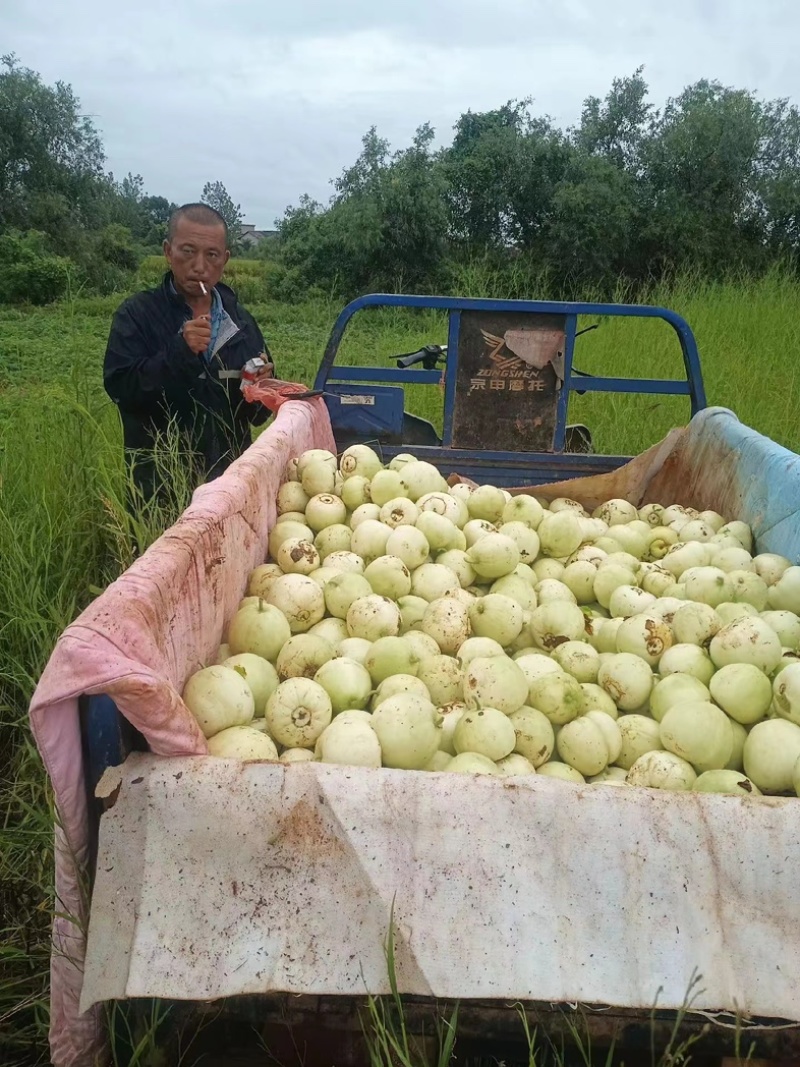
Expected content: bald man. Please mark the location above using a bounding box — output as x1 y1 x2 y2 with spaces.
104 202 274 506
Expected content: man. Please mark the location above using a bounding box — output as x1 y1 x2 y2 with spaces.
104 202 274 505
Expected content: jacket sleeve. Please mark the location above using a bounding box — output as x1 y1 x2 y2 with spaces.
103 300 205 412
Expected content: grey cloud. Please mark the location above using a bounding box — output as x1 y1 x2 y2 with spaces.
4 0 800 225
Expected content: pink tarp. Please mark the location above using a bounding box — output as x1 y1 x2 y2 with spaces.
28 399 336 1067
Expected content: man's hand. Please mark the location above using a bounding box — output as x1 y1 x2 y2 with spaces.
254 355 274 379
182 315 211 355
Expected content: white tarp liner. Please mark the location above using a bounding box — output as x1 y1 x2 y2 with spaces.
82 753 800 1020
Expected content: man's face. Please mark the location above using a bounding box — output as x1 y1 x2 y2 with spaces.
164 218 230 297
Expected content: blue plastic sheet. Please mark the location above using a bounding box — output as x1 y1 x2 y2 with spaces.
662 408 800 561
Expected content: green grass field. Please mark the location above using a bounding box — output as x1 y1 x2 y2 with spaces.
1 268 798 1064
3 268 798 453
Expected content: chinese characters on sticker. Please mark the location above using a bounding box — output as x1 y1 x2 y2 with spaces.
469 375 547 394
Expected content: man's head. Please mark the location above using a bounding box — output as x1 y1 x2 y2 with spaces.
164 204 230 298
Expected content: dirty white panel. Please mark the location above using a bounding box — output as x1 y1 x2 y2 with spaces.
81 754 800 1020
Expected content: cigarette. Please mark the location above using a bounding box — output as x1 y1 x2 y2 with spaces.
199 281 207 295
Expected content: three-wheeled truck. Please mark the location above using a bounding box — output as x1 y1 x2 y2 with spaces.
29 295 800 1067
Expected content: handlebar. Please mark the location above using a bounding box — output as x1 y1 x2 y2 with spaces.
394 344 447 370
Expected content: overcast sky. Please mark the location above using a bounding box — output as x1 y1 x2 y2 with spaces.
4 0 799 227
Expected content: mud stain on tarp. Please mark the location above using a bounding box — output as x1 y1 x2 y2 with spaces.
269 797 349 861
643 439 744 516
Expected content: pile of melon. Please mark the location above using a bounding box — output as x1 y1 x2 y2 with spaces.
181 446 800 797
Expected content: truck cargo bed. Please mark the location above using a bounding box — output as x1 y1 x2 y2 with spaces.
30 394 800 1066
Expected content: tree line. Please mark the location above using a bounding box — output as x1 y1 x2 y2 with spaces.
277 69 800 299
3 53 800 305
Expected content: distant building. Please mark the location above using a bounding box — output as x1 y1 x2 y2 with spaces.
239 223 277 248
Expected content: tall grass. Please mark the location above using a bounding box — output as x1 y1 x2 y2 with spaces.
0 377 194 1064
0 390 116 1064
446 260 800 454
567 267 800 455
361 907 459 1067
1 272 798 1062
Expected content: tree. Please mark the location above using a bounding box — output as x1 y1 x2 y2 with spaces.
548 156 639 287
140 195 173 230
502 118 572 251
445 100 532 247
104 171 145 235
103 173 175 243
333 127 390 199
642 80 771 273
138 194 175 244
757 100 800 257
0 53 106 235
201 180 243 244
278 125 448 295
572 67 652 172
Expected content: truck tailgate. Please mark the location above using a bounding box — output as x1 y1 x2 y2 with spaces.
82 754 800 1021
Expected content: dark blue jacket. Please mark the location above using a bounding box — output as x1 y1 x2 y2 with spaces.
104 272 274 499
